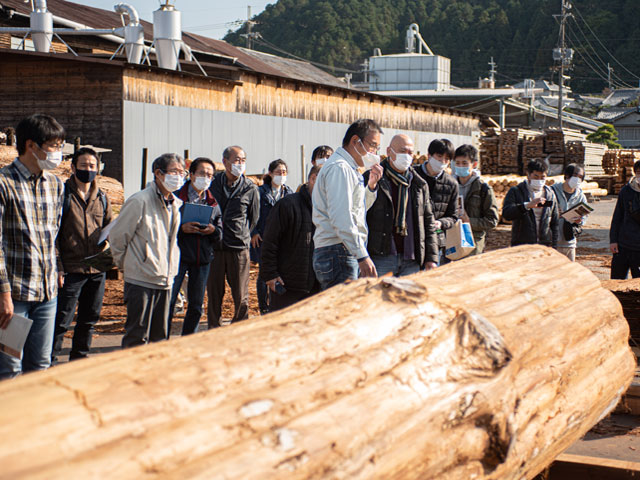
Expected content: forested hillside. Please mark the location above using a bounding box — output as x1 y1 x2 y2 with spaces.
224 0 640 93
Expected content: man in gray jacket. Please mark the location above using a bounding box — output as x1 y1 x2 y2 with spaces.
312 119 383 290
110 153 184 347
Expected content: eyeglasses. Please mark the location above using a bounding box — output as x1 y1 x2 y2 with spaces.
360 138 380 154
194 173 214 179
165 169 186 177
39 141 65 152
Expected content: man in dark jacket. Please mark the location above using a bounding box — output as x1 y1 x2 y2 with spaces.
260 167 321 311
207 146 259 327
169 157 222 335
364 134 438 276
610 160 640 278
52 147 113 363
502 159 559 248
414 139 459 265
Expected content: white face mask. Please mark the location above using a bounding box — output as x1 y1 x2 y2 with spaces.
35 149 63 170
567 176 581 190
192 176 211 192
162 174 184 191
272 175 287 186
357 139 380 170
391 150 413 172
428 156 446 174
231 163 246 177
316 158 326 166
529 178 546 191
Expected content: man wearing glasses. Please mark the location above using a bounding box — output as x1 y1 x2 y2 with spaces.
0 114 66 379
312 119 383 290
110 153 185 347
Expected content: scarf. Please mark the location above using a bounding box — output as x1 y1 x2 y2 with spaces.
383 160 410 236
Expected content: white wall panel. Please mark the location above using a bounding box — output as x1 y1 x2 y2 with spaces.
123 101 474 199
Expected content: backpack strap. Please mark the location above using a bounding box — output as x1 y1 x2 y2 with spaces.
97 189 109 227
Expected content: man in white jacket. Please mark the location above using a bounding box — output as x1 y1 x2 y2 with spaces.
312 119 383 290
110 153 184 347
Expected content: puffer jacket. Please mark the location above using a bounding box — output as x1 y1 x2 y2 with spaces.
110 182 182 289
175 181 223 265
363 166 438 267
259 184 318 293
502 181 559 248
459 176 499 255
415 163 459 247
57 176 113 274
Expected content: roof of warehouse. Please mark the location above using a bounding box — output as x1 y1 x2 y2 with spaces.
0 0 345 87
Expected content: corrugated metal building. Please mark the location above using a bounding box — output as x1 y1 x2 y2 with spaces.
0 0 484 198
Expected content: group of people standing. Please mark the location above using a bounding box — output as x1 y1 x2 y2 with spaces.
0 114 597 381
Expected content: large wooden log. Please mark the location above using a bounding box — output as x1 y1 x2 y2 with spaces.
0 246 634 479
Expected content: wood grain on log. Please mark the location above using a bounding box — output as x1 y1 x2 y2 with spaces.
0 246 634 480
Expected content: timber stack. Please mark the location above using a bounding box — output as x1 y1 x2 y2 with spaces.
602 149 640 193
0 246 635 480
498 128 519 174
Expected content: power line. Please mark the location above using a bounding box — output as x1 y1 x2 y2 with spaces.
252 36 360 74
571 3 640 81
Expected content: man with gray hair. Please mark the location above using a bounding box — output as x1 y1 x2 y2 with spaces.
110 153 185 347
207 146 259 327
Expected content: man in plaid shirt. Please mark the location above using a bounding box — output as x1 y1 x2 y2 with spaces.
0 114 65 380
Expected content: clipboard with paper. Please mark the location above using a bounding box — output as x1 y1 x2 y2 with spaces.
181 203 213 227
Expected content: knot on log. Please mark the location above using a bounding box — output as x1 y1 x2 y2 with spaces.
454 311 512 376
379 276 427 304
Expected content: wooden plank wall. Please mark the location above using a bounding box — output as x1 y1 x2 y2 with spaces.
0 55 124 180
123 70 480 136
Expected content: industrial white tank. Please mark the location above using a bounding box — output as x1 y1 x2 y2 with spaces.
115 3 144 64
30 0 53 53
153 2 182 70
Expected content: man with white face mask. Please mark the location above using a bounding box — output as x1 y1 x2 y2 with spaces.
551 163 588 262
502 159 559 248
110 153 185 347
312 119 383 290
168 157 222 335
0 114 65 379
415 139 459 265
363 134 438 276
311 145 333 169
207 146 259 327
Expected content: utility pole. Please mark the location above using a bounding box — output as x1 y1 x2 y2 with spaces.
608 63 614 90
553 0 573 131
246 6 253 49
488 56 497 85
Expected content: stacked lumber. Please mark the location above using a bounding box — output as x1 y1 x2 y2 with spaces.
602 150 640 193
521 135 544 164
479 129 500 173
0 246 635 480
565 141 585 164
498 128 519 172
544 128 565 154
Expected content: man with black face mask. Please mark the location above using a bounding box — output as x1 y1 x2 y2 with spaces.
52 147 113 363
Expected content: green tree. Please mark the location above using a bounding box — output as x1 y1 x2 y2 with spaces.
587 124 622 149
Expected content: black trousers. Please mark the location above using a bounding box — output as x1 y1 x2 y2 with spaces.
122 283 170 348
269 289 312 312
207 248 250 327
52 272 106 362
611 246 640 279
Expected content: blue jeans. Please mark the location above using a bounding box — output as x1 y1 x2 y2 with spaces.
0 298 57 380
371 254 421 277
168 261 211 336
313 244 359 291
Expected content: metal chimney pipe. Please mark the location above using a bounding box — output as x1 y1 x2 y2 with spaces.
153 2 181 70
114 3 143 64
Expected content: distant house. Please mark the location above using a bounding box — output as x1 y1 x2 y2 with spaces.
596 108 640 148
601 89 640 108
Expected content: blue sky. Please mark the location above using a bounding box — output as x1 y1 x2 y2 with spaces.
79 1 272 39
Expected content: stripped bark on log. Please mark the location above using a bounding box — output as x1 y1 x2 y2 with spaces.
0 246 634 479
